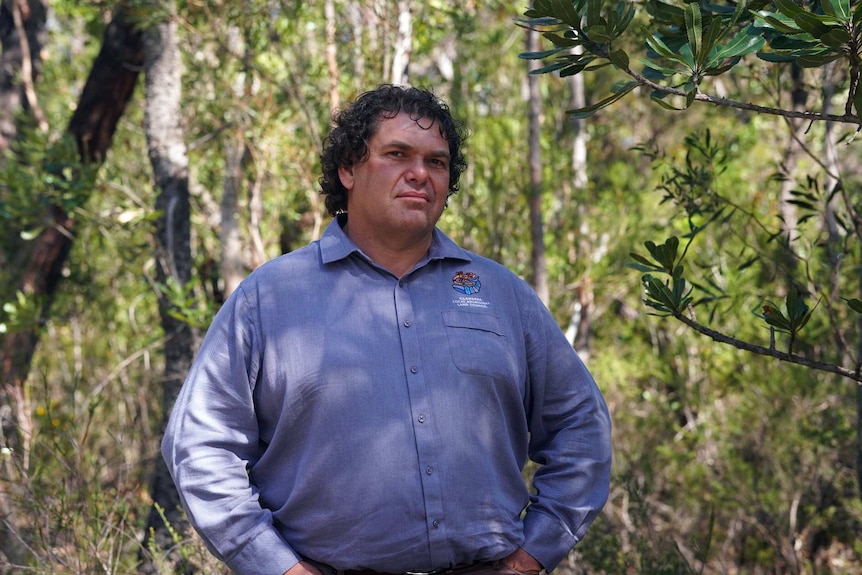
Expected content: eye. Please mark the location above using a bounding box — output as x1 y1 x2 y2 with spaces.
387 150 405 158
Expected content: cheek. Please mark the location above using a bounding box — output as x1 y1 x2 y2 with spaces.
433 172 450 191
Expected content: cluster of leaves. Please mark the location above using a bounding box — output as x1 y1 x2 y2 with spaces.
0 132 95 239
519 0 862 118
629 236 694 316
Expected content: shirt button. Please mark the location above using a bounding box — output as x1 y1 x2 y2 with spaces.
432 520 440 528
418 414 426 423
403 320 412 327
410 366 418 374
426 466 433 475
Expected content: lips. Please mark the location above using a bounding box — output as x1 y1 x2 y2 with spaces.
397 190 430 202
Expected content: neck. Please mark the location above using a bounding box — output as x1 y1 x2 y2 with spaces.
343 221 432 278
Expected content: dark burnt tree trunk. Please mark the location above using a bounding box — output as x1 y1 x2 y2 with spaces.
138 6 195 573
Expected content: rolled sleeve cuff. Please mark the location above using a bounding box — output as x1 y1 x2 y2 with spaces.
225 527 301 575
521 510 577 572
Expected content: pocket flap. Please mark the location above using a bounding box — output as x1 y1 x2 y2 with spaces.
442 310 506 336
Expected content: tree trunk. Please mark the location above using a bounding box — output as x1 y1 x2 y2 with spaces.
138 7 195 573
325 0 340 110
568 73 587 190
222 128 245 298
389 0 411 85
0 8 143 569
568 71 594 359
526 28 548 305
0 0 47 155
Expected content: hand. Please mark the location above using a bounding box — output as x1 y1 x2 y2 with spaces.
283 561 324 575
501 548 543 574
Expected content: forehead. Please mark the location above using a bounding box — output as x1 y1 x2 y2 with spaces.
371 111 448 146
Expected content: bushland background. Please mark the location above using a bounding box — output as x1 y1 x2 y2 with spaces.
1 1 861 574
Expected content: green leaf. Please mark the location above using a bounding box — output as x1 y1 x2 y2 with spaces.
586 0 602 28
528 60 572 75
641 58 682 77
585 23 613 43
685 2 702 66
559 61 593 76
627 262 662 273
646 33 686 64
550 0 582 27
516 15 567 28
784 289 812 331
679 42 696 69
774 0 806 19
700 17 724 68
704 57 741 76
757 51 802 62
797 51 842 67
566 81 637 118
609 48 630 70
650 91 683 110
755 12 802 34
610 1 635 35
845 298 862 313
543 32 581 48
583 61 613 72
685 88 697 108
821 0 851 21
519 47 566 60
710 27 766 61
756 302 791 331
645 236 679 272
819 28 851 47
793 12 831 36
629 251 663 271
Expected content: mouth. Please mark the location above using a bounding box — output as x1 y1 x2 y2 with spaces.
397 191 430 202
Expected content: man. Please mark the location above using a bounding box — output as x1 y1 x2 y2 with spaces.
162 85 612 575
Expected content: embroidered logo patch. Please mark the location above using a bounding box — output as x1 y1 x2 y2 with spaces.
452 271 481 295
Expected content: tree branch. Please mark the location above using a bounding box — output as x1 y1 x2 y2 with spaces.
673 309 862 383
625 68 862 127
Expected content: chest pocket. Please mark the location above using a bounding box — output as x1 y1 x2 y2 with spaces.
443 310 517 381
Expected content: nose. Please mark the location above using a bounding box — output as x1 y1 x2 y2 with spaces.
405 158 429 184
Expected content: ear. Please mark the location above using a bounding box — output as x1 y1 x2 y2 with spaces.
338 165 355 191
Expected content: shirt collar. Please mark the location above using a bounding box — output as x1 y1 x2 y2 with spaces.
320 214 473 265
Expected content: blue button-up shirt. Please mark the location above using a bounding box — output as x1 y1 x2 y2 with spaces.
162 217 611 575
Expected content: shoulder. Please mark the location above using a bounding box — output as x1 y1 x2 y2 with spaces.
233 242 327 304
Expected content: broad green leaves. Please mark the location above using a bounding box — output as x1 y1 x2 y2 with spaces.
754 0 855 73
520 0 862 119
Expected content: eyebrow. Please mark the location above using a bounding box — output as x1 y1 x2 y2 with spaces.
382 139 451 160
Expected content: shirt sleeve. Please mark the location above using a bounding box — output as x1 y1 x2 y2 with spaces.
161 285 300 575
518 287 613 571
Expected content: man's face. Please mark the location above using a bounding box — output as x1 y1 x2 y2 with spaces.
338 111 451 246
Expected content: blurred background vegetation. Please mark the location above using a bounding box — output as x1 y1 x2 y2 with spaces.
1 0 860 573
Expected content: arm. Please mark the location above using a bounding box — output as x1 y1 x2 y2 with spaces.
161 286 300 575
519 292 613 570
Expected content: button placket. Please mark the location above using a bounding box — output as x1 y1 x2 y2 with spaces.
393 278 447 558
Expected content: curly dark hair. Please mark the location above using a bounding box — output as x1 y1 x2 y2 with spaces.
319 85 468 216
